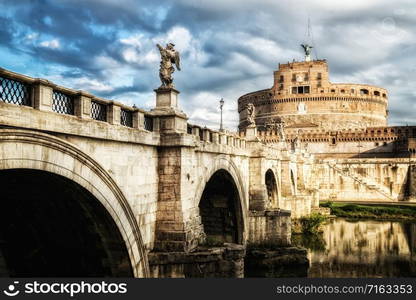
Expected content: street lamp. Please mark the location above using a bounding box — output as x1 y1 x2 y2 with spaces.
219 98 224 132
357 141 363 159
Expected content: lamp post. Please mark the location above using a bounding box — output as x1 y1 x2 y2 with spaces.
219 98 224 132
357 141 363 159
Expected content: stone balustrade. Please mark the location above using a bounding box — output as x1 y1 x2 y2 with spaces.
0 67 154 131
186 123 247 149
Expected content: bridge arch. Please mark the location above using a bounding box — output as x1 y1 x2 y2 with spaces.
194 156 248 245
0 129 149 277
265 168 279 208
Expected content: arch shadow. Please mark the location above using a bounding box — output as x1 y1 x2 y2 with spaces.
194 156 248 245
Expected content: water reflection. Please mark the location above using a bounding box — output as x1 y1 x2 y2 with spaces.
302 218 416 277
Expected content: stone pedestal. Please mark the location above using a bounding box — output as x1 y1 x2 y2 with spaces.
245 125 259 141
154 87 180 110
151 87 188 134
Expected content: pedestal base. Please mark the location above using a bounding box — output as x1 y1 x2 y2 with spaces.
154 87 179 109
151 87 188 133
245 125 258 141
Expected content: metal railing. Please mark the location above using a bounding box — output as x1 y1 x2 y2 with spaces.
120 109 133 127
52 91 74 115
0 76 31 106
144 115 153 131
91 101 107 121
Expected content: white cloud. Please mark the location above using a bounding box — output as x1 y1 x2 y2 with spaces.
25 33 39 41
165 27 192 52
39 39 60 49
72 77 114 93
120 34 143 48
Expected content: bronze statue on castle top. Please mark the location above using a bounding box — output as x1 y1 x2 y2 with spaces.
301 44 313 61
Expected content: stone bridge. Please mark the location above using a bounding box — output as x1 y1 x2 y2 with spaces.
0 68 316 278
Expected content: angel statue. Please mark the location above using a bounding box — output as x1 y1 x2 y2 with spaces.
301 44 313 61
276 121 286 141
156 43 181 88
246 103 255 126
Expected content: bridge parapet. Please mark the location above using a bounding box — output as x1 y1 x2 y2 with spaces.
0 67 156 133
186 124 248 151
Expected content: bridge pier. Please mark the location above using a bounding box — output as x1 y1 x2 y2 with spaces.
154 146 205 252
151 88 205 252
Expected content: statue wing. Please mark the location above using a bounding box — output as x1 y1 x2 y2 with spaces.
174 51 181 71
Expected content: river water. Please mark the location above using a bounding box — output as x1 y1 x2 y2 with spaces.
297 218 416 277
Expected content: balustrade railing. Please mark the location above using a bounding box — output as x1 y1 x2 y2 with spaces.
144 115 153 131
120 109 133 127
52 90 74 115
91 101 107 121
0 76 31 106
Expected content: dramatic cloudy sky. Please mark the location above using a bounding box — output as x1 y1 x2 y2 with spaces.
0 0 415 130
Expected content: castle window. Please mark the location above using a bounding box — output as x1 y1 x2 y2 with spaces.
331 138 336 145
374 91 380 96
351 89 355 93
317 82 322 87
360 89 369 95
317 73 322 80
279 83 284 90
293 86 310 94
341 89 345 93
375 142 379 146
279 75 284 82
320 89 324 93
331 89 335 93
382 93 387 98
292 85 310 94
304 72 309 81
292 74 296 82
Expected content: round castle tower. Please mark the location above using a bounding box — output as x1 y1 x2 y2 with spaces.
238 56 388 132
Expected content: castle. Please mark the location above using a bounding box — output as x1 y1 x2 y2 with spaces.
238 47 416 159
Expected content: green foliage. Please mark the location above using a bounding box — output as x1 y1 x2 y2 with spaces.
320 202 416 220
321 201 334 209
299 213 328 234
